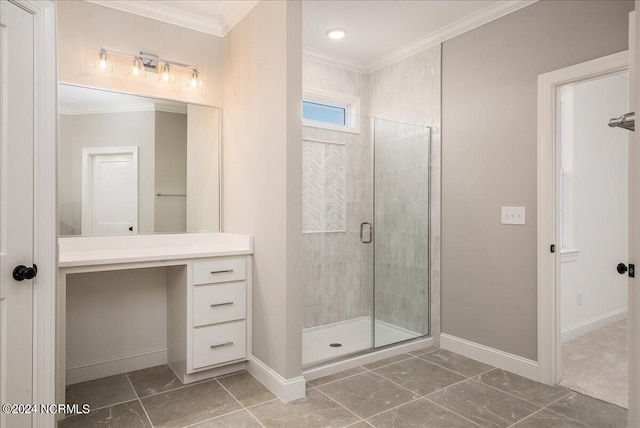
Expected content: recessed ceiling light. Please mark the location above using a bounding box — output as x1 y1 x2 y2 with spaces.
326 28 347 40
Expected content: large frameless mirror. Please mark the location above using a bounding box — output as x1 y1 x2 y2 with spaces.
58 84 220 236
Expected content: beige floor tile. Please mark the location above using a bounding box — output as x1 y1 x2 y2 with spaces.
317 372 418 419
65 374 137 410
217 371 276 407
141 380 241 428
419 349 493 377
373 358 465 396
367 398 477 427
427 379 538 428
58 401 151 428
127 365 182 398
250 388 359 428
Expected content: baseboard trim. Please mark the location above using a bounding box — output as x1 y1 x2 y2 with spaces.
440 333 539 381
561 309 627 344
247 356 306 402
66 347 167 385
303 337 434 382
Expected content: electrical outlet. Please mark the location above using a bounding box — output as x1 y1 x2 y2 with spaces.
577 291 583 306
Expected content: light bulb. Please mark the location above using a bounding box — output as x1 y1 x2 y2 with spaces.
159 63 173 83
99 50 109 70
132 58 143 76
189 69 201 88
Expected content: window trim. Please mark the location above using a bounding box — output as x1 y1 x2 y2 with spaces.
303 87 361 134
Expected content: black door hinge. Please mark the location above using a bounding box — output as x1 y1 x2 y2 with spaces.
550 244 555 253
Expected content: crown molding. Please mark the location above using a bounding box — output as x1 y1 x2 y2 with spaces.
303 47 369 74
219 1 260 35
59 102 187 116
367 0 538 72
86 0 224 36
303 0 538 74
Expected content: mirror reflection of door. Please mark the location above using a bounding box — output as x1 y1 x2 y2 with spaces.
81 147 138 235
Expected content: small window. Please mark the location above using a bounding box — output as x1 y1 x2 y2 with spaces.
303 101 346 126
303 88 360 134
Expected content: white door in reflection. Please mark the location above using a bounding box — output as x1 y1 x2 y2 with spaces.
82 147 138 235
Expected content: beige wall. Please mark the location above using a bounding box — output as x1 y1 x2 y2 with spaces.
66 268 168 383
155 111 187 233
57 1 223 107
186 105 220 232
441 0 633 360
223 1 303 379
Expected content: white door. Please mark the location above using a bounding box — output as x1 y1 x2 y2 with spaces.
0 1 36 427
82 148 138 235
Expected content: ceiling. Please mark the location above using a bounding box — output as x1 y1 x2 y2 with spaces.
88 0 536 73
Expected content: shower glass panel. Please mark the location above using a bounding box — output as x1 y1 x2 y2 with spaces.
373 118 430 348
301 115 430 367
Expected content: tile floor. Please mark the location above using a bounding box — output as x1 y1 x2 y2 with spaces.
59 347 628 428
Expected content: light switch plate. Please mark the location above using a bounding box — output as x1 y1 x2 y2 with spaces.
501 206 526 225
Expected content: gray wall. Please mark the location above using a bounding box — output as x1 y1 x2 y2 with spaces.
441 0 633 360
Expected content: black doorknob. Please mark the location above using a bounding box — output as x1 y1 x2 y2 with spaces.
617 263 628 275
13 264 37 281
128 226 133 231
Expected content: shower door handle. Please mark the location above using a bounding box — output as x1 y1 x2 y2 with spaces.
360 222 373 244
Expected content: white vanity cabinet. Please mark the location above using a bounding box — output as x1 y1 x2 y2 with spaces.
168 255 252 383
57 233 253 404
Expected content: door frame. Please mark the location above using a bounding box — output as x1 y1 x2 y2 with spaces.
537 50 629 386
7 1 58 427
81 146 139 234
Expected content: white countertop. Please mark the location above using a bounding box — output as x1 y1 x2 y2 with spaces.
59 233 253 268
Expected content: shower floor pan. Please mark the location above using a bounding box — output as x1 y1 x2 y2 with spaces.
302 317 421 366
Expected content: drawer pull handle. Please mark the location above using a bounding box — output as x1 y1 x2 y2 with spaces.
210 269 234 274
210 301 234 307
210 341 233 349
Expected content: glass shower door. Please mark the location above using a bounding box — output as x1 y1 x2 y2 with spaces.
372 118 431 348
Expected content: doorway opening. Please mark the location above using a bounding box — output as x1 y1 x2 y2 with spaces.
537 50 631 412
557 72 629 408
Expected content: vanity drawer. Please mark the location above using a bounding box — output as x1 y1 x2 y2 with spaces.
193 258 246 285
193 282 246 327
192 321 246 369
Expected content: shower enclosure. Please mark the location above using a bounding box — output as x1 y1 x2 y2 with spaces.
302 116 430 366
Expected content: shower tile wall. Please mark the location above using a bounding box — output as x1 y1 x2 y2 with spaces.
369 46 442 337
303 59 372 328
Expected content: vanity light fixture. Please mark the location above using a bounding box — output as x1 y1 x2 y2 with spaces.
97 47 202 87
326 28 347 40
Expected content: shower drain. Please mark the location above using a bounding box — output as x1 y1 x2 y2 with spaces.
329 343 342 348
